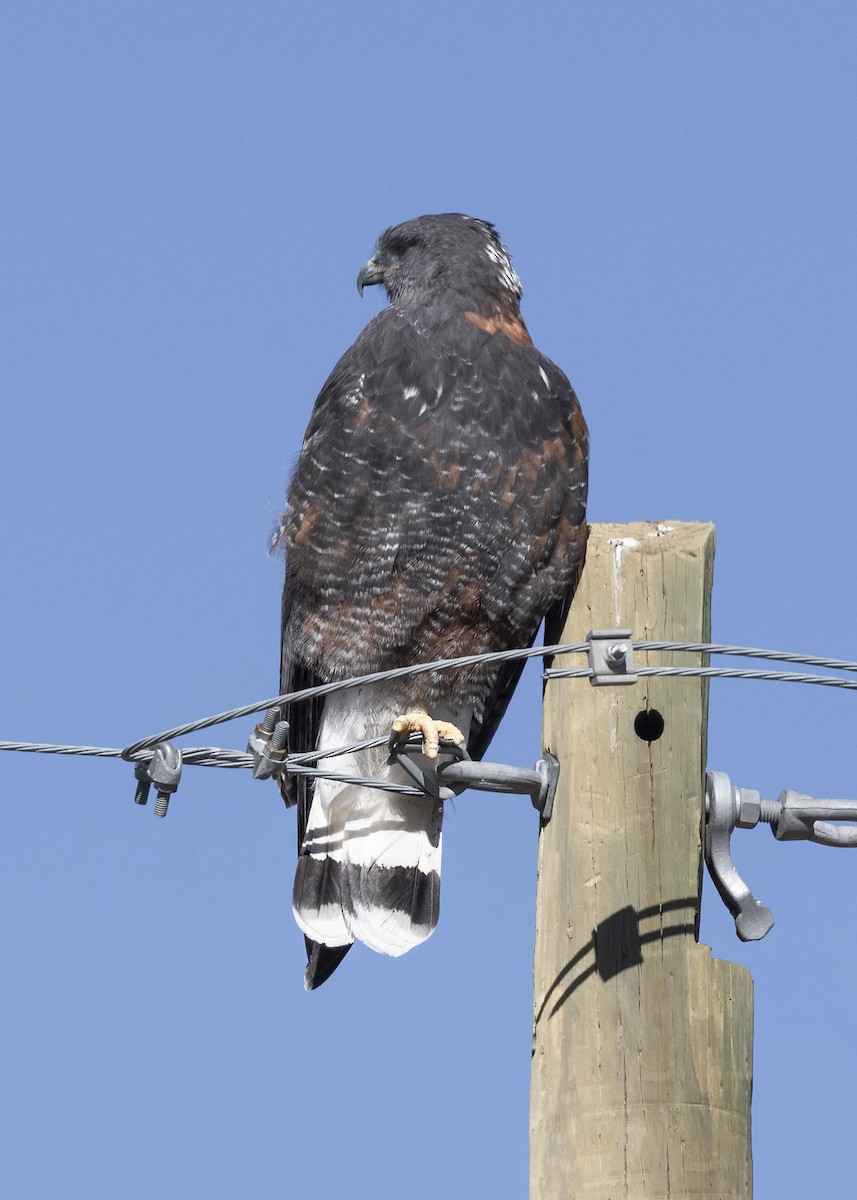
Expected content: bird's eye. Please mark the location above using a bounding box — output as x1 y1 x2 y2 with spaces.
385 235 417 259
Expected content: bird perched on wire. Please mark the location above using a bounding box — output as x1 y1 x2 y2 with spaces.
275 213 588 989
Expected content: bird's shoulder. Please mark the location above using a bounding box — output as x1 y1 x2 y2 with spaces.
305 307 428 426
306 306 581 439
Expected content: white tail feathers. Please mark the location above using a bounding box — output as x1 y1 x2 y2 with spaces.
293 783 442 956
291 685 468 960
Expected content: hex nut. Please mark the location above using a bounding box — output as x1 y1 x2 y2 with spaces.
736 788 761 829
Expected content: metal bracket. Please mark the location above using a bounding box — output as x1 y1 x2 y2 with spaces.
391 737 560 821
587 629 638 686
133 741 183 818
768 792 857 847
705 771 857 940
247 707 290 780
704 772 775 941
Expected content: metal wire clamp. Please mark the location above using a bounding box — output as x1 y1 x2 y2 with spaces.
587 629 638 686
705 771 857 940
247 708 290 780
133 741 183 818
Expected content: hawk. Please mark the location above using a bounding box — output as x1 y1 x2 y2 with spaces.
277 214 588 988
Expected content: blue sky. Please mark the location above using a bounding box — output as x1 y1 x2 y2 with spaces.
2 3 856 1197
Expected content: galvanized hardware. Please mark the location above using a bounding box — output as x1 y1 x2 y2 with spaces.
587 629 638 686
704 772 775 942
766 792 857 847
390 736 560 821
134 760 153 806
133 741 183 818
391 734 459 801
438 754 560 821
247 707 290 780
705 771 857 940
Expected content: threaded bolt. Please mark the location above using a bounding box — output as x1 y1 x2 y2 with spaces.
759 800 780 826
270 721 289 752
154 790 171 818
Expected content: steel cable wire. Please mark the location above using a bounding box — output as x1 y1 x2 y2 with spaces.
2 640 857 788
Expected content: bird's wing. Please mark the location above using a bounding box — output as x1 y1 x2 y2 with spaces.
463 632 535 763
463 346 589 760
279 586 351 989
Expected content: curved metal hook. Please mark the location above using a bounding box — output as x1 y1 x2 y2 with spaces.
704 772 775 941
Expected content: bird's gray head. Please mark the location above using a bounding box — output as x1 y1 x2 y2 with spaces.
357 214 523 312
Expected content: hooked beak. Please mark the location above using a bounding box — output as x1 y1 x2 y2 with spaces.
357 257 385 296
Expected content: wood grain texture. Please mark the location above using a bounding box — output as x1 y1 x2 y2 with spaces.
531 522 753 1200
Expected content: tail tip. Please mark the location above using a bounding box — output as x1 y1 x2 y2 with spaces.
303 938 352 991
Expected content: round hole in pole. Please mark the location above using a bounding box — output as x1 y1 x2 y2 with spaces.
634 708 665 743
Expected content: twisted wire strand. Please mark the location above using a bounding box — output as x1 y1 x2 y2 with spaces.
120 639 857 760
120 640 592 758
0 741 126 759
545 665 857 690
3 641 857 786
0 741 253 769
633 642 857 673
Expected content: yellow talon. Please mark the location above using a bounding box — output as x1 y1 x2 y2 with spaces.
390 710 466 760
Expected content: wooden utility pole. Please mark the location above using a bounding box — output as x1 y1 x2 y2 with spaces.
531 522 754 1199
